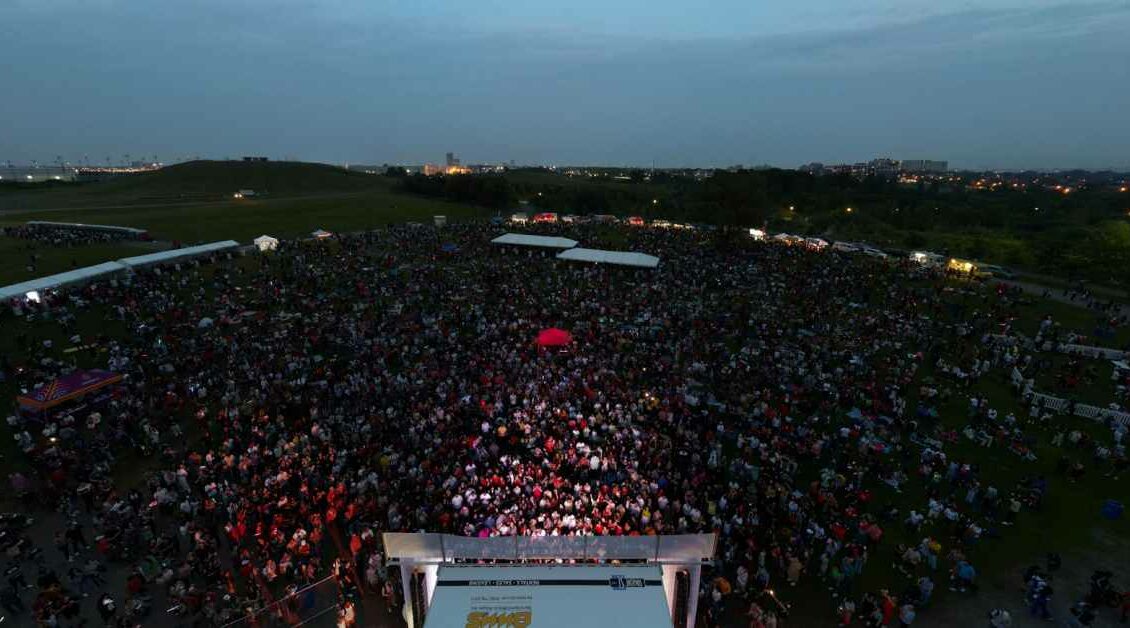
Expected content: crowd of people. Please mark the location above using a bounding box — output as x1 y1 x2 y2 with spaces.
0 221 1126 627
3 225 147 248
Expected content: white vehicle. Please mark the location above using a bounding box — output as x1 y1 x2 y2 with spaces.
911 251 946 266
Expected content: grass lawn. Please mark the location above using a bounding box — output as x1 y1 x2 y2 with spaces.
0 160 390 211
0 188 487 244
0 182 488 286
0 237 154 285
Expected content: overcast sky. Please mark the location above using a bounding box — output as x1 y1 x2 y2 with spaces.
1 0 1128 169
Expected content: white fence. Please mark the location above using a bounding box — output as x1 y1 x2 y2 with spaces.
1012 368 1130 426
1056 343 1130 361
990 333 1128 361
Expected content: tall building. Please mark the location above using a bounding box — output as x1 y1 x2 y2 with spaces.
868 158 900 178
901 160 948 173
445 152 460 167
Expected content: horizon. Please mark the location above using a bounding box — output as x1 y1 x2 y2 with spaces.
3 158 1130 176
3 0 1129 171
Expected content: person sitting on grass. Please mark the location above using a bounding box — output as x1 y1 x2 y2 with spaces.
950 559 977 593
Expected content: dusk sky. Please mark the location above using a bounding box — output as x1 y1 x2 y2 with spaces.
2 0 1128 169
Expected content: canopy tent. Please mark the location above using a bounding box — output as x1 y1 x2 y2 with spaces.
0 261 127 301
537 328 573 347
311 229 333 239
17 369 122 411
556 248 660 269
253 235 279 252
118 240 239 269
440 243 459 253
491 233 578 250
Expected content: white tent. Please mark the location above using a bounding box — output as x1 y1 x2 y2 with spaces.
311 229 333 239
253 235 279 252
490 233 578 249
118 240 239 269
556 248 660 268
0 261 127 301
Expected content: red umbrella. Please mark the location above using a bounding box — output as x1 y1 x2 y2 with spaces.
536 328 573 347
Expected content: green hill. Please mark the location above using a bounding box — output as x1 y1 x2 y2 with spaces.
0 160 384 210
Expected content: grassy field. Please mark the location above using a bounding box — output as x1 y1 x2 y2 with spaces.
0 163 489 284
0 160 389 210
0 190 486 243
0 238 155 285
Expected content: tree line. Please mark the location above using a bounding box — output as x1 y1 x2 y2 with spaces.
394 169 1130 287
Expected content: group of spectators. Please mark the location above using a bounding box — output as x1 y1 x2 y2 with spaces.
0 221 1126 627
3 225 146 248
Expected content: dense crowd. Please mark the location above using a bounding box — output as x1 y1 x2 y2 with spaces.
1 222 1127 627
2 225 146 248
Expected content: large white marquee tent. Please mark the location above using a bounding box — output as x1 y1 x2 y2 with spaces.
556 248 660 268
491 233 579 249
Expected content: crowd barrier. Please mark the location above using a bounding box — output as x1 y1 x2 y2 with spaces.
1056 343 1130 361
1011 368 1130 427
990 332 1127 361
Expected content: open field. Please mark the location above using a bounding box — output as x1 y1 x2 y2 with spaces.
0 190 486 242
0 238 157 285
0 165 489 284
0 160 389 210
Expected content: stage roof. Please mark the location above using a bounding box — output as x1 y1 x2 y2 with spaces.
491 233 579 249
425 564 670 628
556 247 660 268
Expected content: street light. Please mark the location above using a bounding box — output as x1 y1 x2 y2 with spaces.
845 207 853 214
652 199 658 205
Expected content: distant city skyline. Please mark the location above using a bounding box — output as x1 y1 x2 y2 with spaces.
2 1 1129 170
4 154 1130 175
